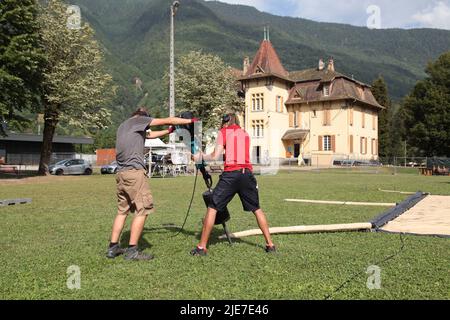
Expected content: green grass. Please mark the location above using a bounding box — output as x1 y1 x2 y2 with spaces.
0 171 449 300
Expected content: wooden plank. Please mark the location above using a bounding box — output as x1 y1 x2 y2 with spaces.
0 198 32 207
285 199 396 207
218 223 373 239
378 188 415 195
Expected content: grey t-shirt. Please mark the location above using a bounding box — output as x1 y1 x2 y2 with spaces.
116 116 153 171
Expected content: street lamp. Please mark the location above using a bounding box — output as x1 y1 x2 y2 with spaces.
169 1 180 144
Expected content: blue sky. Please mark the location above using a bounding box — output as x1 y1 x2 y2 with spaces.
207 0 450 30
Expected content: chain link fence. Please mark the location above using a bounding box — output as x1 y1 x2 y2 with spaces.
282 155 449 176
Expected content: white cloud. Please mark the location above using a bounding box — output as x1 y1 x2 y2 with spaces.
207 0 450 30
412 1 450 30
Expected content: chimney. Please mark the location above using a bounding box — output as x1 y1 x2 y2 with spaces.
327 58 335 72
318 58 325 71
243 57 250 75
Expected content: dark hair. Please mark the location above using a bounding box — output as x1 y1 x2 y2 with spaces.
222 113 239 127
132 107 150 118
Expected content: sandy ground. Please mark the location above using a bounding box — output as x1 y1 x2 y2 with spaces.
381 195 450 237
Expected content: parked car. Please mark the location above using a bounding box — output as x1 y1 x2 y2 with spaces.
101 161 118 174
49 159 93 176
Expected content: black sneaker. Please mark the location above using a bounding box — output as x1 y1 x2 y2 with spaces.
106 244 125 259
124 247 154 261
190 246 207 256
265 245 277 253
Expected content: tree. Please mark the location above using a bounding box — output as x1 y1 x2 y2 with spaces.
0 0 45 135
371 76 391 157
37 0 114 175
174 51 244 130
402 51 450 157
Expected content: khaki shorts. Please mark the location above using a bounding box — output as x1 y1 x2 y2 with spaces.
116 169 154 216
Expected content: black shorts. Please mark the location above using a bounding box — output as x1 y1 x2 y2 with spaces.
209 169 260 213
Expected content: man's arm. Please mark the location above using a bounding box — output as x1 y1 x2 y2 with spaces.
146 130 169 139
150 117 197 127
146 126 176 139
195 144 224 162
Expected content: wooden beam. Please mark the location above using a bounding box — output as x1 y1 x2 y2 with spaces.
285 199 396 207
218 223 373 239
0 198 32 207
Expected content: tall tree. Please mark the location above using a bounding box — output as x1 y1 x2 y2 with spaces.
0 0 45 135
174 51 244 130
371 76 391 158
402 51 450 157
37 0 114 175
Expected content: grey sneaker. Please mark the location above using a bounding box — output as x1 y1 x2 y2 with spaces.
106 244 125 259
124 247 154 261
190 246 207 256
265 245 277 253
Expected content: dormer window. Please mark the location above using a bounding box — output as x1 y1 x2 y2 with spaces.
323 84 330 97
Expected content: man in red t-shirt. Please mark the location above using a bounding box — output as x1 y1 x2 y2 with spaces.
191 114 276 256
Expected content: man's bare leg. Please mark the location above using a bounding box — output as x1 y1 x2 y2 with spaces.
198 207 218 249
110 214 128 244
129 214 148 246
254 209 274 247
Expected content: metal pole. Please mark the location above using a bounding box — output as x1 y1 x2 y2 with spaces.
169 2 179 144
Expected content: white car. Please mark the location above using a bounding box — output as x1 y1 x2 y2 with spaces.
49 159 93 176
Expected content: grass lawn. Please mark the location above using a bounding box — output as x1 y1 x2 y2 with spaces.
0 170 449 300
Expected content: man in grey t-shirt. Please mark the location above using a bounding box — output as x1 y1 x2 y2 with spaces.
115 114 154 172
107 107 198 261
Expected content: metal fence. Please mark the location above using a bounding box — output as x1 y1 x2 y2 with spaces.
282 155 449 176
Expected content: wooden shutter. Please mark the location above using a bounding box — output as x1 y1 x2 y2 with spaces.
365 138 368 155
318 136 323 151
289 112 294 127
360 137 363 154
331 135 336 153
349 135 354 153
296 111 301 127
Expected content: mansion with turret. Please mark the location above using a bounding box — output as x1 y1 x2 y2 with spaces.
237 38 383 166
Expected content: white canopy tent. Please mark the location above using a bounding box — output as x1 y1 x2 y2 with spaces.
145 138 168 149
145 139 172 176
144 140 190 177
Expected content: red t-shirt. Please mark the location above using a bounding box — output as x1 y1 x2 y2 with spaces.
216 124 253 172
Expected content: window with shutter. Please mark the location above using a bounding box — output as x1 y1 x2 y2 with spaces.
323 136 332 151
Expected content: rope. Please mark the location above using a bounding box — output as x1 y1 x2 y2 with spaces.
324 233 406 300
172 168 199 237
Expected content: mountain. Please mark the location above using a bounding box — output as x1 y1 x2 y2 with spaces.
69 0 450 120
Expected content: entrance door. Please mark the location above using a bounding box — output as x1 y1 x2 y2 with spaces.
0 148 5 164
253 146 261 164
294 144 300 158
